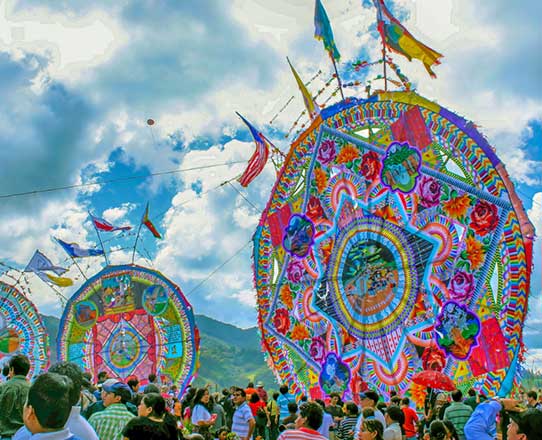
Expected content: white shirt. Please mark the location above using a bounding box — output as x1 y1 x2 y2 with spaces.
191 403 212 425
354 409 386 438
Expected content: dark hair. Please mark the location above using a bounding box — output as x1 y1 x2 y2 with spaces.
279 385 289 395
443 420 459 440
127 378 139 390
345 402 359 416
9 354 30 376
377 402 387 413
451 390 463 402
2 364 10 377
142 393 166 417
362 408 374 419
429 420 449 440
299 402 323 430
144 384 161 394
287 402 298 413
273 392 279 400
113 386 132 405
300 394 308 402
234 387 246 398
216 427 230 438
390 396 401 406
361 419 384 440
315 399 325 409
401 397 410 406
148 373 157 383
386 405 403 423
364 390 380 405
48 362 83 407
250 392 260 403
390 390 397 397
247 382 254 388
192 388 209 407
97 371 108 380
467 388 476 397
527 390 538 400
27 373 72 429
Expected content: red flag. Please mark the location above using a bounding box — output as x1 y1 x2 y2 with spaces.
90 214 131 232
236 112 270 187
142 203 161 239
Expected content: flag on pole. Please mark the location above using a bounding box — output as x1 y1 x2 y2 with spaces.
44 273 73 287
142 203 162 239
56 238 105 258
236 112 270 187
314 0 340 60
90 214 132 232
287 58 320 119
25 250 67 275
373 0 443 78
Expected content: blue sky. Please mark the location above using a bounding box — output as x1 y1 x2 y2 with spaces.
0 0 541 369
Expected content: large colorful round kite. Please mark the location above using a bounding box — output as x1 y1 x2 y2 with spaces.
0 281 49 377
254 91 534 401
58 265 199 393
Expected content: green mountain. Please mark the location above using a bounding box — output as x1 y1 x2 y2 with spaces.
40 313 277 391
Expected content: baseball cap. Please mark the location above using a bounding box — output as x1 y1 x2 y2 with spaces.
257 381 264 387
103 380 132 395
98 378 118 389
509 409 542 440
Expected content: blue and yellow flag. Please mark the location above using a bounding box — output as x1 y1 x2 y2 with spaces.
314 0 340 60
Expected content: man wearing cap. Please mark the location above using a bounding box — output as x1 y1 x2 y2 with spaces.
256 382 268 403
88 381 134 440
354 391 386 439
507 409 542 440
83 379 138 419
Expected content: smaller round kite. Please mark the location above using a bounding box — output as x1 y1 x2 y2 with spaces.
0 281 49 377
57 265 199 394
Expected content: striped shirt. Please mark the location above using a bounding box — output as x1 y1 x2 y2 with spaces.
278 427 327 440
336 416 358 440
88 403 134 440
277 393 296 421
444 402 473 440
232 402 254 440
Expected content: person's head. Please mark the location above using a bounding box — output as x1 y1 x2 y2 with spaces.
315 399 326 410
233 387 246 406
344 402 359 417
389 390 397 398
288 402 298 414
296 402 323 430
359 391 379 409
48 362 83 407
144 384 160 394
193 388 210 406
24 372 72 434
97 371 108 382
390 396 401 406
428 420 449 440
443 420 458 440
138 392 166 418
9 354 30 377
385 405 403 425
451 389 463 402
247 382 254 388
2 364 9 377
508 409 542 440
435 393 448 407
359 419 384 440
273 392 279 401
362 408 375 419
279 384 289 395
216 427 230 440
467 388 476 397
256 381 264 389
526 391 538 405
102 380 132 406
330 392 341 406
148 373 157 383
127 376 139 393
250 392 260 403
401 397 410 407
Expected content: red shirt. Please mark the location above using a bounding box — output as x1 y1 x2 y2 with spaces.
402 406 419 437
249 400 266 417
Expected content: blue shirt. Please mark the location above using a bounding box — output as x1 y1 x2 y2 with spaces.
277 394 296 421
464 400 501 440
232 402 254 440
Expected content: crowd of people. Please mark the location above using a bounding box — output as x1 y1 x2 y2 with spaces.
0 354 541 440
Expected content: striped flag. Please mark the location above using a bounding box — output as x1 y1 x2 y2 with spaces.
142 203 162 239
314 0 340 60
287 58 320 119
90 213 132 232
373 0 443 77
56 238 104 258
236 112 270 187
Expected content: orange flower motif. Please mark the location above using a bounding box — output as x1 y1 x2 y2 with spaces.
280 284 294 309
291 323 310 341
336 144 360 164
320 240 333 265
314 167 328 193
443 193 471 219
374 205 398 224
466 235 485 270
409 383 427 409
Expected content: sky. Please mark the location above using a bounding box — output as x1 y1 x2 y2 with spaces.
0 0 541 370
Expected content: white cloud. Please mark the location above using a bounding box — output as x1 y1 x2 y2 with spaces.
528 193 542 235
102 202 135 222
524 348 542 374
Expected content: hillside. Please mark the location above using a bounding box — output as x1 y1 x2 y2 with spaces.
41 313 277 390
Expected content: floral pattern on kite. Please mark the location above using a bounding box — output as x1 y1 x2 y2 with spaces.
283 214 315 258
319 352 350 396
380 142 421 193
435 301 481 360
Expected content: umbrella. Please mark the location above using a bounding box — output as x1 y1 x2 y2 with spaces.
411 369 455 391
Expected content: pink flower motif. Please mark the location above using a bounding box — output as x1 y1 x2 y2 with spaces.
449 271 475 302
418 176 442 208
286 260 304 283
273 308 290 335
317 139 337 165
309 337 326 363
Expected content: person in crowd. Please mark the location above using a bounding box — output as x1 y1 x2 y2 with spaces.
83 379 138 419
122 392 177 440
354 391 386 438
383 405 402 440
232 388 255 440
93 372 109 400
256 382 268 404
443 390 472 440
127 377 141 405
209 394 225 431
389 397 401 407
191 388 215 439
428 420 450 440
526 391 541 410
13 362 99 440
443 420 459 440
358 419 384 440
507 408 542 440
277 401 326 440
0 354 31 439
463 390 478 411
464 398 520 440
1 365 9 383
215 427 230 440
81 372 97 412
326 393 343 440
21 373 76 440
400 397 418 440
245 383 257 401
182 386 197 424
280 403 298 429
220 389 234 429
141 374 158 393
267 392 280 440
336 401 358 440
248 392 268 440
277 385 296 424
315 399 334 438
88 380 134 440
